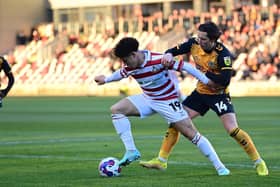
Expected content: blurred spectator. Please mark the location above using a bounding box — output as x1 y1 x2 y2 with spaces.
5 3 280 86
16 30 27 45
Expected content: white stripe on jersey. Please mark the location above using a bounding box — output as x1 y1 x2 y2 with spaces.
120 50 182 101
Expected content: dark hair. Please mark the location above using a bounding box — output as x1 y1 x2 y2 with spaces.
113 37 139 58
198 22 222 41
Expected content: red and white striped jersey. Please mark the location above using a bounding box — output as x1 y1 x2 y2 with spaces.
105 50 209 101
119 50 183 101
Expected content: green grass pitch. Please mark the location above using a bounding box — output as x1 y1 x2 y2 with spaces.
0 96 279 186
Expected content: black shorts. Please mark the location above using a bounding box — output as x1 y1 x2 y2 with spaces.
182 90 235 116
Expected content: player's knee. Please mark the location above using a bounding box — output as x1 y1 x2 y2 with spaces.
111 103 129 115
110 104 122 114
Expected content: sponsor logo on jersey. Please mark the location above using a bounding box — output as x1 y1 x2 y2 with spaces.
223 56 232 66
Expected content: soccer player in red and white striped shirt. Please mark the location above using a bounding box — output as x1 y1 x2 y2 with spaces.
94 37 230 175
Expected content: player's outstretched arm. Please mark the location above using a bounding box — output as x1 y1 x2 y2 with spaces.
161 54 210 85
94 69 124 85
181 63 224 90
180 62 209 84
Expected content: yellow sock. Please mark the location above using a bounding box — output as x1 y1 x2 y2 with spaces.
158 127 180 160
230 127 260 161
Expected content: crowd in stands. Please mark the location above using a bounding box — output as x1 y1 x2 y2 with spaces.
216 4 280 81
1 3 280 87
169 4 280 82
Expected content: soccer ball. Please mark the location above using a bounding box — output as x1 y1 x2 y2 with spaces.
98 157 121 177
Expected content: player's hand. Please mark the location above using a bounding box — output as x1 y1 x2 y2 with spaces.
94 75 106 85
161 53 173 67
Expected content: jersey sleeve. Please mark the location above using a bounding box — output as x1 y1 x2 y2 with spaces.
217 49 233 71
170 60 209 84
165 38 196 56
105 69 124 83
206 49 233 87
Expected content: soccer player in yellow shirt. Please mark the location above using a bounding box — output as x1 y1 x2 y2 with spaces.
139 22 268 176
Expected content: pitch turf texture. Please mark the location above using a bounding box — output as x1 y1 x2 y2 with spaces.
0 96 279 187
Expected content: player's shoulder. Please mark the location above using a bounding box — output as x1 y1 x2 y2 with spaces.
179 37 197 46
215 42 233 66
190 37 198 44
215 42 232 56
177 37 197 50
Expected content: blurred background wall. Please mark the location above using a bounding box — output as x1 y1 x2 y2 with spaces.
0 0 279 96
0 0 51 54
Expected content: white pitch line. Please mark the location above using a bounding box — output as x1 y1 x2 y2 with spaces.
0 133 233 146
0 154 279 170
0 136 163 145
0 154 99 161
169 160 280 170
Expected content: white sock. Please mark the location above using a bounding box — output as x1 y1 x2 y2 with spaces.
254 158 263 164
158 157 167 162
112 113 137 151
192 132 225 170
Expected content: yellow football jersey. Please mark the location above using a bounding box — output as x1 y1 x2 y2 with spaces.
167 38 233 95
